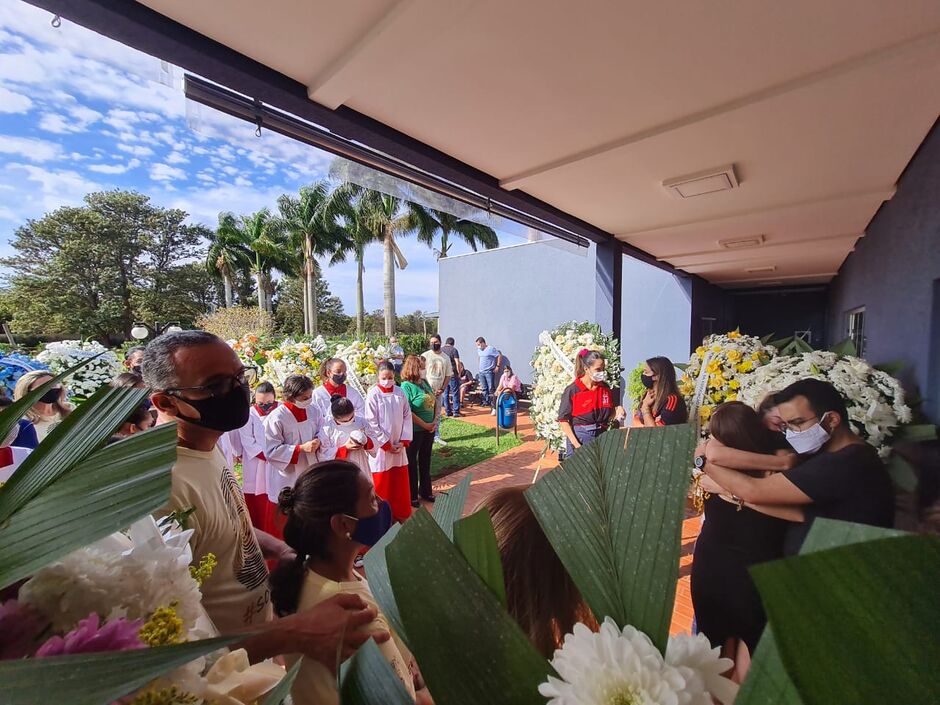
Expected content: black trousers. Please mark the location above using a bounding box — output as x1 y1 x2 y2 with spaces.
407 427 434 500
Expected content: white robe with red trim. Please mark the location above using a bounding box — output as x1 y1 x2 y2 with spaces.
0 446 32 484
228 407 268 496
263 403 322 503
365 385 412 474
316 416 378 474
312 383 365 423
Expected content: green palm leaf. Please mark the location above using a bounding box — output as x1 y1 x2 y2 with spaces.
361 523 408 647
0 636 237 705
525 424 697 653
453 508 507 607
262 657 303 705
340 639 413 705
0 422 178 588
386 510 551 705
0 384 151 522
432 473 471 540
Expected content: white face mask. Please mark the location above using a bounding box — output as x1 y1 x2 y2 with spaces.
785 413 831 455
293 397 313 409
336 418 355 428
591 371 606 382
378 379 394 390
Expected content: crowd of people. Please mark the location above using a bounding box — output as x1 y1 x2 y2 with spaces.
0 332 898 702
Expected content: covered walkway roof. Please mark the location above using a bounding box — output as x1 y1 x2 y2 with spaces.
32 0 940 288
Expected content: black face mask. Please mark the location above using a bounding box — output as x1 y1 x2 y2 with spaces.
349 500 393 547
257 401 277 413
641 374 655 389
331 373 347 386
431 343 441 352
131 365 142 375
176 382 251 432
39 388 61 404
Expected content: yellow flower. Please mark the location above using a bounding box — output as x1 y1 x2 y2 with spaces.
750 352 762 361
711 345 722 353
128 687 199 705
736 361 753 373
699 406 713 422
189 553 217 586
726 350 742 362
711 392 724 403
138 604 184 647
708 374 724 389
727 330 741 339
726 392 738 401
728 379 741 390
695 346 706 357
705 360 722 374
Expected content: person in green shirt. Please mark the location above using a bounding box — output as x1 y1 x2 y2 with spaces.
400 355 437 507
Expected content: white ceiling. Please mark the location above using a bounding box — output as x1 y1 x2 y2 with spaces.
139 0 940 288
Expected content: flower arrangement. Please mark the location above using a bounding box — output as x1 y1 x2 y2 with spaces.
229 333 272 369
256 336 328 387
625 361 647 411
9 516 283 703
737 350 912 454
35 340 122 399
530 321 622 451
0 353 49 396
679 331 775 429
334 340 385 388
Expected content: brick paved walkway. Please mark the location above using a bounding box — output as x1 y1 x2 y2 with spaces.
430 405 698 635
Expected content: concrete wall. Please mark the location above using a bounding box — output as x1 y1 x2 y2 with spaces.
438 240 694 386
438 240 596 384
827 119 940 421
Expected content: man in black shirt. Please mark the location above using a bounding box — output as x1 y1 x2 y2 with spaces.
440 337 461 417
701 379 894 554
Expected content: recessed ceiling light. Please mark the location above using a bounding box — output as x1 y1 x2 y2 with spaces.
719 234 765 249
663 164 738 198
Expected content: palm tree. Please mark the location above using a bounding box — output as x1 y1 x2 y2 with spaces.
206 213 252 307
419 210 499 259
323 190 382 338
276 182 341 336
239 208 293 313
326 184 435 336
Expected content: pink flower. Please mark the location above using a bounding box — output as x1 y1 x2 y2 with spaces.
0 599 47 659
36 613 145 657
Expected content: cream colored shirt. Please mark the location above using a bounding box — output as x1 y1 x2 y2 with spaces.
287 569 416 705
156 445 272 634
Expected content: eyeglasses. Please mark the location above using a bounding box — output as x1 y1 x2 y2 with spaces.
166 367 257 399
783 415 819 432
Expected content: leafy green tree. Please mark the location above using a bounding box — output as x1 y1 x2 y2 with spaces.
419 210 499 259
206 214 252 307
276 182 344 336
221 209 294 314
274 276 350 336
0 191 207 343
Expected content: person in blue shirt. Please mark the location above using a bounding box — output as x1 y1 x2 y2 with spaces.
0 395 38 449
475 337 503 413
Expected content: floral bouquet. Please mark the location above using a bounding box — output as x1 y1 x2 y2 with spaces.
738 350 912 454
530 321 623 451
4 516 283 703
35 340 122 400
679 330 775 429
334 340 383 397
229 333 272 370
0 353 49 396
257 336 328 387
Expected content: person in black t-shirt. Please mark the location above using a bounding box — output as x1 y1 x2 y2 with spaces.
633 356 688 427
701 379 894 555
557 350 626 456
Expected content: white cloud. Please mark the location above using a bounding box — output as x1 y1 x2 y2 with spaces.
2 162 104 216
0 134 62 162
116 143 154 157
0 84 32 113
88 158 141 174
149 163 186 182
165 151 189 164
234 176 253 187
37 100 102 134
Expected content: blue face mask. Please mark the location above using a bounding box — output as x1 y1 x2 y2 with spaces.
345 500 393 547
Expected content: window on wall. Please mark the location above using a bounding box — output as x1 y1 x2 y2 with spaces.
847 307 866 356
701 316 716 337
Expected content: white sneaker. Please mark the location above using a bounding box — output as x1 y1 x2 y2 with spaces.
490 409 497 416
435 438 448 446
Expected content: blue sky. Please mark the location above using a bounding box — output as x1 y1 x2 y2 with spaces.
0 2 523 313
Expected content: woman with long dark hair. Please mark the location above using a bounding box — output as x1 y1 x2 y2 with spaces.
690 401 789 681
557 350 625 456
635 356 688 427
270 460 428 705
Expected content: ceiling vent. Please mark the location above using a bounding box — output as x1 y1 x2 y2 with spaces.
663 164 738 198
719 234 765 250
745 265 776 274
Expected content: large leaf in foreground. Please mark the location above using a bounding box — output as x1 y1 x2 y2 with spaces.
340 639 413 705
362 523 407 647
0 423 177 588
0 635 236 705
387 510 550 705
432 473 471 540
0 384 150 521
526 424 696 653
453 508 507 607
737 520 906 705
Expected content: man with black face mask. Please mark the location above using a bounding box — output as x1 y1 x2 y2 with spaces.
700 378 894 554
143 331 389 668
124 346 145 375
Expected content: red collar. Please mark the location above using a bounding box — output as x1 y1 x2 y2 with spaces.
284 402 308 423
378 384 395 394
253 402 278 417
0 447 12 468
323 380 347 397
575 377 606 392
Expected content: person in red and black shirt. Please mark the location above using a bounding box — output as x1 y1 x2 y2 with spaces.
635 356 688 427
558 350 626 456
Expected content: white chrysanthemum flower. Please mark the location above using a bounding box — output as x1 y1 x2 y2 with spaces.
665 633 737 705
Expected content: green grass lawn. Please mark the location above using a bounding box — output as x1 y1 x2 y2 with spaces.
431 417 523 478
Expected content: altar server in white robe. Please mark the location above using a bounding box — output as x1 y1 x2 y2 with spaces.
263 374 321 538
365 361 413 522
312 358 365 422
228 380 278 530
316 394 379 473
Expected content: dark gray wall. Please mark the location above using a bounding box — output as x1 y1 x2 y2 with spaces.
731 287 829 349
828 119 940 421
